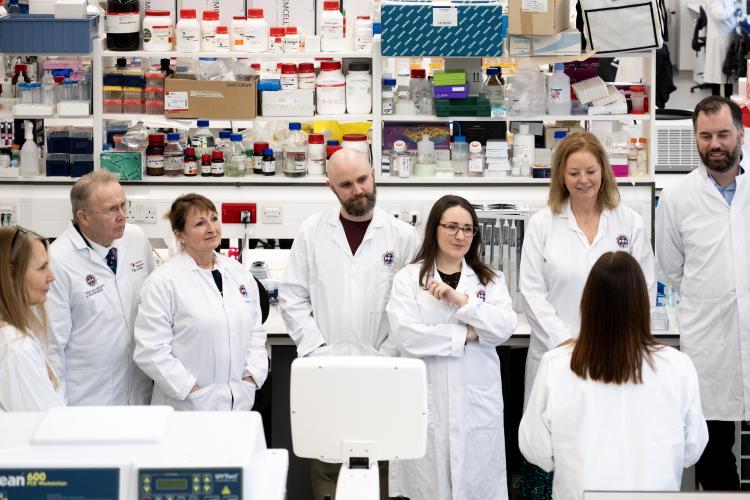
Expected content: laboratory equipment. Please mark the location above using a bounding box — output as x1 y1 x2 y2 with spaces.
290 356 427 500
0 406 287 500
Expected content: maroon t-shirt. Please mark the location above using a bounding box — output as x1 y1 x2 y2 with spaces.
340 214 371 255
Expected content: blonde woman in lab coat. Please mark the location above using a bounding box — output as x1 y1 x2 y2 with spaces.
519 251 708 500
386 195 518 500
134 194 268 411
518 132 655 496
0 226 64 411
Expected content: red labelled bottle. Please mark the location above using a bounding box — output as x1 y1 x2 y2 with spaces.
107 0 141 51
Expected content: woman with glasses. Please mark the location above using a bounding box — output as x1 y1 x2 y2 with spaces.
518 132 656 497
386 195 517 500
0 226 63 411
519 252 707 500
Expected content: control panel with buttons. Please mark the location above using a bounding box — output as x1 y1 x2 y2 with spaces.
138 468 242 500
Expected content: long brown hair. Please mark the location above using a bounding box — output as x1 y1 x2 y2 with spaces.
571 251 658 384
414 195 495 286
548 132 620 214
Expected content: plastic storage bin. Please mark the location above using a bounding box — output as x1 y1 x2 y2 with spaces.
123 87 143 101
46 130 69 154
0 15 99 54
123 100 143 114
435 97 491 117
70 154 94 177
46 153 69 176
69 130 93 154
145 101 164 115
104 99 123 114
103 86 123 100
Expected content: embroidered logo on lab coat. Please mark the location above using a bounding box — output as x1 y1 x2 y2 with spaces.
129 259 145 272
616 234 630 249
239 284 248 298
477 289 486 302
383 250 395 267
85 274 97 287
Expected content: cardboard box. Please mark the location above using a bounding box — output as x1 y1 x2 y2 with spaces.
177 0 244 30
249 0 316 36
164 76 257 119
509 28 581 57
381 3 505 57
509 0 569 35
544 121 585 148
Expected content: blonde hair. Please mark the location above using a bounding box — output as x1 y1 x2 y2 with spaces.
548 132 620 214
0 226 58 387
70 170 120 222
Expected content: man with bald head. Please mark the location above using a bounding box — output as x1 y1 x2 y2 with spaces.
280 148 419 499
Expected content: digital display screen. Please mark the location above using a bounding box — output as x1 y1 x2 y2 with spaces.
155 478 188 491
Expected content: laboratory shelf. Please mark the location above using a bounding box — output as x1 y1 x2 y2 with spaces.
381 113 649 123
103 114 373 129
101 49 373 60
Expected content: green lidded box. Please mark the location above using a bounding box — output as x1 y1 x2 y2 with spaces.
100 152 143 181
433 69 467 86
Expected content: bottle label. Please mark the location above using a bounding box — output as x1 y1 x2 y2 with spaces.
396 156 411 177
253 156 263 170
262 159 275 173
107 13 141 34
178 27 199 43
346 80 371 99
382 101 394 114
316 85 346 107
184 160 198 175
216 36 230 51
321 23 344 39
549 87 564 104
281 75 298 90
469 158 484 173
144 26 173 45
211 161 224 175
146 155 164 170
201 162 212 175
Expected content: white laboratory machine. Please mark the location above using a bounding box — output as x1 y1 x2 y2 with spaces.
290 356 428 500
0 406 287 500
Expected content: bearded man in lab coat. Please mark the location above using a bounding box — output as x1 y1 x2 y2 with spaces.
280 147 419 500
46 170 155 406
656 95 749 491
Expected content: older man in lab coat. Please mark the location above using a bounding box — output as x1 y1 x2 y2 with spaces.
280 148 419 500
657 95 749 490
46 171 155 406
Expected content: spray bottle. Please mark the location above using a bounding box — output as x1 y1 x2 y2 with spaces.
20 120 39 178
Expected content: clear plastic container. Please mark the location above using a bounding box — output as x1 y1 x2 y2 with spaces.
283 122 307 177
415 134 436 176
547 63 572 115
123 100 143 114
391 140 411 178
628 137 638 176
637 137 648 176
451 135 468 176
145 100 163 114
226 133 246 177
481 67 506 117
468 140 484 177
104 99 123 113
164 132 184 176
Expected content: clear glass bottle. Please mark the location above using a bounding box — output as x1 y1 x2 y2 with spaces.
163 133 184 177
391 140 411 178
283 122 307 177
451 135 469 176
481 67 506 118
226 133 246 177
190 119 215 158
468 140 484 177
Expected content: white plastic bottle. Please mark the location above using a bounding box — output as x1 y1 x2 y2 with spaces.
513 124 536 167
176 9 200 53
345 62 372 114
20 121 39 179
316 60 346 115
547 63 571 115
355 16 373 53
414 134 436 176
215 26 230 52
244 8 269 53
320 0 344 52
200 10 219 52
283 26 302 53
143 10 174 52
230 15 246 51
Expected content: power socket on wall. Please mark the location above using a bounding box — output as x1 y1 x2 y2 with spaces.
0 203 17 227
127 201 159 224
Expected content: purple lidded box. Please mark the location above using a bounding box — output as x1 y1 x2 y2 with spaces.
433 85 469 99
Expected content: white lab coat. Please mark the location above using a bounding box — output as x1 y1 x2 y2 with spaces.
656 166 750 420
280 207 419 357
0 325 65 412
519 344 708 500
46 222 155 406
520 201 656 405
134 250 268 411
703 0 737 84
386 262 518 500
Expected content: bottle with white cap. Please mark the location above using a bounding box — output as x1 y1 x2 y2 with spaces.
415 134 436 176
20 121 39 179
468 141 484 177
391 140 412 178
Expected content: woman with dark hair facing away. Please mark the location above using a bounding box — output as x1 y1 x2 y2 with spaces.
386 195 517 500
519 252 708 500
0 226 63 411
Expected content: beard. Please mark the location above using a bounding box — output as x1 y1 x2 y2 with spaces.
699 141 741 173
339 184 377 218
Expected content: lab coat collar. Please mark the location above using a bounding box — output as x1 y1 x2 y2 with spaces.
432 259 475 284
562 199 611 245
561 199 612 222
327 205 386 228
66 220 115 271
328 206 386 257
174 249 225 273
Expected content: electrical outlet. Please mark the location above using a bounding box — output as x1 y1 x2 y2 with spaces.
262 206 282 224
142 204 158 224
222 203 257 224
127 201 159 224
409 210 420 226
0 202 17 227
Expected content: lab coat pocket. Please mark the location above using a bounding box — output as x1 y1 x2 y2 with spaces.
234 380 257 411
186 384 217 411
369 271 394 312
66 367 114 405
677 298 727 345
465 384 503 431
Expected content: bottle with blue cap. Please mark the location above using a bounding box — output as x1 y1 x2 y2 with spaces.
283 122 307 177
164 133 184 176
190 120 215 158
451 135 469 176
547 63 571 115
226 133 247 177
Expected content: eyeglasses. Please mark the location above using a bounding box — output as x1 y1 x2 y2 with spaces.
89 202 127 218
438 222 478 237
10 226 29 251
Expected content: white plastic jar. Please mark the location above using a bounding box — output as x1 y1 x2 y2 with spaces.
215 26 230 52
176 9 200 53
244 8 269 53
200 10 219 52
230 16 246 51
280 63 298 90
341 134 369 158
320 0 344 52
283 26 302 53
269 26 285 52
298 63 316 89
345 62 372 114
316 60 346 115
355 16 373 53
307 133 326 175
143 10 173 52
